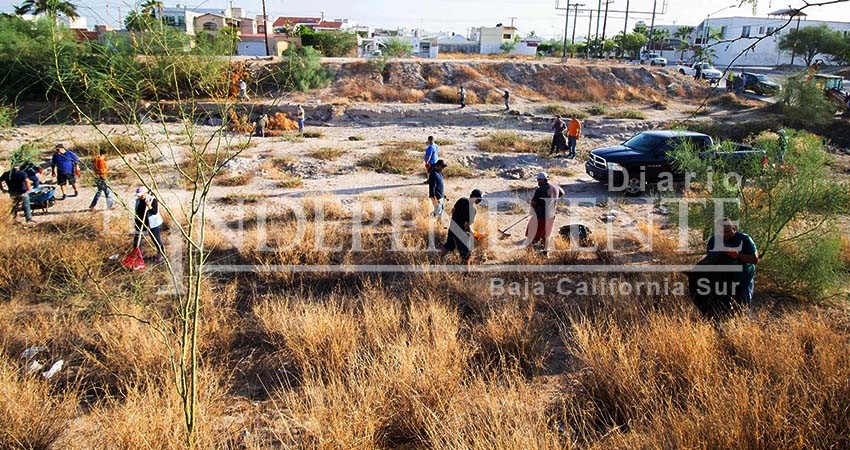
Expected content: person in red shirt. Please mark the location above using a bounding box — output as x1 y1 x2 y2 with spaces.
89 149 114 210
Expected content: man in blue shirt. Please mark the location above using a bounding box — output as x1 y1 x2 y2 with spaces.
428 159 446 217
50 143 79 200
706 218 759 309
423 135 438 183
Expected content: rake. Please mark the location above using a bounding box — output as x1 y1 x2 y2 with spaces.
497 214 530 238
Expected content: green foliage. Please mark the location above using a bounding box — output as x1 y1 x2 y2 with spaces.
614 32 648 60
300 30 357 57
273 46 331 92
778 25 846 66
124 9 157 31
0 103 17 128
586 105 608 115
14 0 78 19
499 41 516 54
780 77 837 126
382 37 414 57
193 28 238 56
9 143 41 169
542 104 588 119
606 109 646 120
670 130 850 299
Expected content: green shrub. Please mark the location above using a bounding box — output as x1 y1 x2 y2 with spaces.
606 109 646 120
274 46 332 92
382 37 414 57
586 105 608 115
542 105 589 119
0 103 17 129
780 77 837 127
9 143 40 169
299 30 357 57
442 164 474 178
301 131 324 138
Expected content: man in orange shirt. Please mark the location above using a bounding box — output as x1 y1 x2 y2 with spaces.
566 115 581 159
89 149 114 211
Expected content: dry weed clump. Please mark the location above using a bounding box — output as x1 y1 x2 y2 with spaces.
430 85 479 104
563 312 850 448
0 359 79 449
266 111 299 132
309 147 345 161
359 148 420 174
606 108 647 120
73 134 148 157
477 132 549 154
336 78 425 103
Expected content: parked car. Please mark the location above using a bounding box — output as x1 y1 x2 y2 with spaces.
741 72 781 96
677 62 723 82
584 130 766 195
640 52 667 66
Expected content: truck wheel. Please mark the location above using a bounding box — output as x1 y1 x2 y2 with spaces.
650 61 657 66
679 69 686 74
624 177 643 196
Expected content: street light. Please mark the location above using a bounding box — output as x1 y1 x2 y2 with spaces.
703 3 738 46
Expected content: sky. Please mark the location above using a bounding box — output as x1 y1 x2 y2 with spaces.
2 0 849 40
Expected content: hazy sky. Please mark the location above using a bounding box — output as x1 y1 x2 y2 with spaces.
2 0 849 39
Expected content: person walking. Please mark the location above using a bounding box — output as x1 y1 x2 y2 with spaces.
459 86 466 109
776 129 788 163
428 159 447 217
89 148 114 211
238 79 249 101
549 116 568 155
524 172 564 257
297 105 306 132
134 187 165 264
503 89 511 110
441 189 483 268
423 135 439 183
255 113 269 138
694 64 702 81
0 165 33 223
50 143 79 200
706 218 759 313
566 114 582 159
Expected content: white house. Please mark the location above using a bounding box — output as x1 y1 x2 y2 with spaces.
476 24 518 54
359 35 439 58
693 13 850 67
512 35 543 56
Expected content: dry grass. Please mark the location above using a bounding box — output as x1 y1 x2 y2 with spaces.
215 173 251 186
606 108 647 120
72 134 148 157
359 148 420 174
541 105 590 119
430 86 479 105
708 92 749 110
477 132 549 154
309 147 345 161
442 164 474 178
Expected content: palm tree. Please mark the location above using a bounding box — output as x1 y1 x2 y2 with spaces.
674 25 695 61
141 0 163 20
14 0 78 19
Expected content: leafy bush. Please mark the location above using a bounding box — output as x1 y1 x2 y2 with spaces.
670 130 850 299
9 143 40 169
300 30 358 57
780 77 837 127
586 105 608 115
382 37 414 57
0 103 17 129
274 46 332 92
541 105 589 119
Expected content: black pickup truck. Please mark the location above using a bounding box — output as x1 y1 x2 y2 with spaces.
584 130 766 195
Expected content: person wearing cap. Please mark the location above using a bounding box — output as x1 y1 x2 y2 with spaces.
134 186 165 264
441 189 483 267
50 143 79 200
525 172 565 257
428 159 447 217
776 129 788 163
89 148 114 211
423 135 439 183
297 105 306 132
706 218 759 311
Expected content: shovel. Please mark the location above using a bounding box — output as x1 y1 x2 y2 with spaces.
497 214 530 239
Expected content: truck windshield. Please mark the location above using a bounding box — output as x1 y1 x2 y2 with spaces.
623 134 667 152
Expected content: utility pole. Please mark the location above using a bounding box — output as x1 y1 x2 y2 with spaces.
594 0 602 56
601 0 612 48
261 0 270 56
623 0 630 39
572 4 584 45
509 16 517 28
648 0 657 51
562 0 570 58
587 8 593 58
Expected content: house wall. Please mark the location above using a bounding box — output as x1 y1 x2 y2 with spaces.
479 27 514 54
696 16 850 67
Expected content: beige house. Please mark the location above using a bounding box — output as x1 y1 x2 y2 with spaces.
476 25 517 54
194 13 239 33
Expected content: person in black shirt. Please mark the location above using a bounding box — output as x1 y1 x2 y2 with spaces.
441 189 483 267
134 186 165 263
0 166 33 222
428 160 446 217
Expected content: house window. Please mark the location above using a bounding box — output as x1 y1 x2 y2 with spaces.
503 34 512 39
758 26 765 34
741 26 750 38
203 21 218 31
720 26 727 38
767 27 775 34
